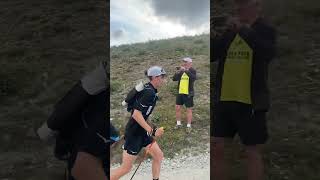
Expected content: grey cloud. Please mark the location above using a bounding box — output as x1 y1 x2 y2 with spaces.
149 0 209 28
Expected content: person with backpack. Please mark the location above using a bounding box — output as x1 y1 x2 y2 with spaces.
110 66 166 180
172 57 197 132
37 61 111 180
211 0 277 179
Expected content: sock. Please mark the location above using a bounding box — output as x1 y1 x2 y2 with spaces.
187 124 191 128
177 120 181 125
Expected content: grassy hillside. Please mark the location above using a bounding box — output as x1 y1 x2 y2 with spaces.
212 0 320 179
110 34 210 163
0 0 108 179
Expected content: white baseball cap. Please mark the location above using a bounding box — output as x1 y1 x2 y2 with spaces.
147 66 166 77
183 57 192 63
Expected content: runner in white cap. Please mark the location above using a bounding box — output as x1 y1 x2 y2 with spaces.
111 66 166 180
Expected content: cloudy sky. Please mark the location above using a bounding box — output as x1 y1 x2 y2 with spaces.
110 0 210 46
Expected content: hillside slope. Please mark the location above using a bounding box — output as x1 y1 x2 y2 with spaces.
0 0 108 179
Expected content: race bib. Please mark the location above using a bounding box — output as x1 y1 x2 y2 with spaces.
221 34 253 104
179 72 189 95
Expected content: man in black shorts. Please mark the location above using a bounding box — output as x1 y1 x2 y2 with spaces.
173 57 197 131
111 66 166 180
211 0 276 179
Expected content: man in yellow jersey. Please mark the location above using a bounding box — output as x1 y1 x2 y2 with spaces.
211 0 276 180
173 57 197 132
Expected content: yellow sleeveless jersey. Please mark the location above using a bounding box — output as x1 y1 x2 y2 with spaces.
220 34 253 104
179 72 189 95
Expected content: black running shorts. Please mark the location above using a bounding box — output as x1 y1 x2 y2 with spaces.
212 101 268 145
123 134 153 156
176 94 194 108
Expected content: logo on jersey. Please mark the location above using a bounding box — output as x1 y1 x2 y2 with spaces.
146 106 153 115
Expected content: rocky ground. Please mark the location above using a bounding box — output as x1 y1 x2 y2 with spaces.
112 144 210 180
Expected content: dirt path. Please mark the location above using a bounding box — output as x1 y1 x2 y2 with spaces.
112 146 210 180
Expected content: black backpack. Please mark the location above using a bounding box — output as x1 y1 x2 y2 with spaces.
123 83 145 112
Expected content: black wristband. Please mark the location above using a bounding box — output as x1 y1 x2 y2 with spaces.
152 127 158 136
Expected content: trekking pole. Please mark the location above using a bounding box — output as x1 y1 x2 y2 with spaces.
130 127 164 180
129 140 156 180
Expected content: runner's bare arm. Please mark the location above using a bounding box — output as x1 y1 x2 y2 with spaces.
132 109 153 133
